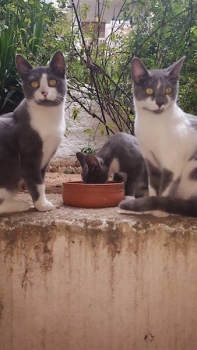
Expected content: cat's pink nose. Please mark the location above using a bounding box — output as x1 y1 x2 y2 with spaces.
41 90 48 97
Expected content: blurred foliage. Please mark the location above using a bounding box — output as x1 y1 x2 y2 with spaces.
67 0 197 134
124 0 197 115
81 147 95 154
1 0 197 131
0 0 71 113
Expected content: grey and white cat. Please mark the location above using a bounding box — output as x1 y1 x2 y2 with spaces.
119 56 197 217
0 51 66 214
76 132 148 197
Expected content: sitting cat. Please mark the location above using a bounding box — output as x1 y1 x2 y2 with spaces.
0 51 66 214
76 132 148 197
119 56 197 217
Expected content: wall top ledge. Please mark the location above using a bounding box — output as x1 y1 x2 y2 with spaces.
0 194 197 238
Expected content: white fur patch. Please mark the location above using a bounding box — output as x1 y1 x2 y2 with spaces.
108 158 120 176
0 188 30 214
135 104 194 171
108 159 127 182
117 208 169 217
148 186 157 196
0 188 13 201
34 184 53 211
118 172 128 182
28 98 65 168
177 159 197 199
34 74 57 103
134 96 197 203
157 81 161 89
0 200 30 213
135 95 171 114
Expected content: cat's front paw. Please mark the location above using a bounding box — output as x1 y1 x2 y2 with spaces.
153 210 169 217
0 199 30 214
34 199 54 212
119 197 136 210
13 200 30 212
118 197 147 215
20 200 31 212
124 196 135 201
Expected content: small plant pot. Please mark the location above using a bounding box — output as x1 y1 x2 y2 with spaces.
62 181 125 208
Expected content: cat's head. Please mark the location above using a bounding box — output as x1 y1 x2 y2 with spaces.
15 51 66 106
76 152 108 184
131 57 185 114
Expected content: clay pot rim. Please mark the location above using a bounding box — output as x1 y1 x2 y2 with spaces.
62 181 125 207
62 181 124 188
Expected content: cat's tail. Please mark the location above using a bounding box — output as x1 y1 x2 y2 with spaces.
119 196 197 217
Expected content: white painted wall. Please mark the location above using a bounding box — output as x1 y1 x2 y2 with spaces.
73 0 123 22
54 102 110 166
1 205 197 350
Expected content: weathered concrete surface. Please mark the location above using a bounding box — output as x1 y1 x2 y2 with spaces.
1 194 197 350
55 103 109 166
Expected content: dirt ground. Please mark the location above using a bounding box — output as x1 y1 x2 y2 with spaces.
20 166 82 196
45 170 81 194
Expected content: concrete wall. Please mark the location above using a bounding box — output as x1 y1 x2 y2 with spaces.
73 0 123 22
1 198 197 350
54 101 115 167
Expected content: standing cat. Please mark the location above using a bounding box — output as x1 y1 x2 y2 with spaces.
119 56 197 217
76 132 148 197
0 51 66 214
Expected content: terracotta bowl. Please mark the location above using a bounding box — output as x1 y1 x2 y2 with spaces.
62 181 125 208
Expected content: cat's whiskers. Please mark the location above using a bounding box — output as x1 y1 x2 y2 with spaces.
56 95 64 102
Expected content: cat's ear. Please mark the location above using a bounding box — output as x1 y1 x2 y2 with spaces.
167 56 185 80
86 155 101 171
15 55 33 80
131 57 149 83
49 51 65 78
76 152 86 166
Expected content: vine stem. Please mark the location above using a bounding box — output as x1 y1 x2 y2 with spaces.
71 0 110 136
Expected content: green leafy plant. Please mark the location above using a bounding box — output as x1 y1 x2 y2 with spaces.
1 0 197 131
0 27 20 113
0 0 70 114
67 0 197 134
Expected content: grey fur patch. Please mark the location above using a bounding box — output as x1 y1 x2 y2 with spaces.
188 114 197 130
77 132 148 196
169 177 181 196
146 159 161 196
0 52 66 209
151 151 160 167
159 168 173 195
119 196 197 217
146 159 174 195
132 69 178 105
16 51 66 107
189 149 197 161
189 168 197 180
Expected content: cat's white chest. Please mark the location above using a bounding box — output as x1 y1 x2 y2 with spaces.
134 106 194 171
28 102 65 168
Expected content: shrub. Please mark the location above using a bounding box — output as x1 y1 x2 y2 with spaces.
0 0 70 114
1 0 197 131
67 0 197 134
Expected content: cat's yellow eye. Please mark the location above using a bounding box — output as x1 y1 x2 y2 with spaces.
165 87 173 94
31 81 39 88
49 79 57 87
145 88 154 95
